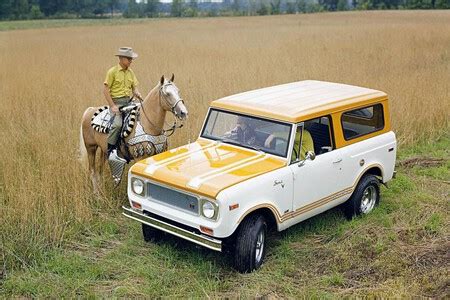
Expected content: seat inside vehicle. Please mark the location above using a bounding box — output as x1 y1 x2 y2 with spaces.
305 122 332 154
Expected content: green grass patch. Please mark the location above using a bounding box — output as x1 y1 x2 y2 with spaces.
1 139 448 297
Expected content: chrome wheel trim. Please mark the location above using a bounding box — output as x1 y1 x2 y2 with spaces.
360 185 377 214
255 230 265 263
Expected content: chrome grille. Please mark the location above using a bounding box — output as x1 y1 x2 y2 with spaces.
147 183 199 215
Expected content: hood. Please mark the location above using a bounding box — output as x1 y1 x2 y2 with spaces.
130 138 286 198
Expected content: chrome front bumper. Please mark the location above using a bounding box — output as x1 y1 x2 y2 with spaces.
122 206 222 252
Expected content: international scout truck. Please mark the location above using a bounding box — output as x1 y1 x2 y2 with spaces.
123 80 397 272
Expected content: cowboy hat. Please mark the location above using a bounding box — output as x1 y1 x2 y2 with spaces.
115 47 138 58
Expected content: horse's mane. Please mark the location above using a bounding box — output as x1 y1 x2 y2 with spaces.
145 82 161 102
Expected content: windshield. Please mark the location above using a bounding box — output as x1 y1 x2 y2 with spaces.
201 109 292 157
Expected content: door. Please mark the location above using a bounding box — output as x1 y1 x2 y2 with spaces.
288 116 348 218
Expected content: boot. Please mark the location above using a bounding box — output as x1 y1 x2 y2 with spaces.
107 143 126 163
107 143 115 157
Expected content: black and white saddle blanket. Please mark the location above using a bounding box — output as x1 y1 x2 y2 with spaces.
90 105 138 138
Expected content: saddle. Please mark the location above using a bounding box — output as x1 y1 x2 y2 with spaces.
90 104 168 186
90 105 138 138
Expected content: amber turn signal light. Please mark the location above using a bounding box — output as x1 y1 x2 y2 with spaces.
229 203 239 211
131 201 142 210
200 226 214 235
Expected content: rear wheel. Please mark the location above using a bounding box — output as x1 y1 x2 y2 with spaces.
234 214 267 273
142 223 164 242
344 174 380 219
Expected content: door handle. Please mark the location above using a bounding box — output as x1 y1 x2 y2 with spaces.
333 158 342 164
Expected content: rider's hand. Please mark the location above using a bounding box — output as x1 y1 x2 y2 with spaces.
111 105 120 115
134 91 142 100
264 134 274 148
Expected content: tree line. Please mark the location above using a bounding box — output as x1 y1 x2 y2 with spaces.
1 0 448 20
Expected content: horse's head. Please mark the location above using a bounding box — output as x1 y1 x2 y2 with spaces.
159 74 188 121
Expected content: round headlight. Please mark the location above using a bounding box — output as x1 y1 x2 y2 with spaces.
202 201 215 219
132 178 144 195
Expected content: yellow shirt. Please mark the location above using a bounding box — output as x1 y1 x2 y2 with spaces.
291 129 314 162
271 129 314 162
104 64 139 99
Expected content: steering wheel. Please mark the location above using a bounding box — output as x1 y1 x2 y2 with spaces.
267 136 288 153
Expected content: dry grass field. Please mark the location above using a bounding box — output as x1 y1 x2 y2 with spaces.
0 11 449 297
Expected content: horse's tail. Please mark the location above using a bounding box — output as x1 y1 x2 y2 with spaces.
78 123 88 166
78 109 90 167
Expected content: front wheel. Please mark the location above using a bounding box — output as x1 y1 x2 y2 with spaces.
344 174 380 219
234 214 267 273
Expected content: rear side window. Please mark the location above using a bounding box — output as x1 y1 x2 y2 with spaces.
341 104 384 140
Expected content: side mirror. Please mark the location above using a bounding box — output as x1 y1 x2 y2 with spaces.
298 151 315 167
305 151 316 161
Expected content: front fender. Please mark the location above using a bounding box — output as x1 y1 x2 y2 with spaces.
216 166 293 237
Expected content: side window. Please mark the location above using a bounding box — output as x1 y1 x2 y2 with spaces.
304 116 334 155
341 104 384 140
291 115 334 163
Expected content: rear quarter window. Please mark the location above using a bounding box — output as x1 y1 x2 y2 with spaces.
341 104 384 140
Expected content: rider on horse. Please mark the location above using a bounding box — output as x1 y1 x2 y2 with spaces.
104 47 142 162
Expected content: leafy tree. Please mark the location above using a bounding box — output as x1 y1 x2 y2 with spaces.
286 1 297 13
232 0 241 13
171 0 182 17
0 0 13 19
145 0 159 17
30 4 44 18
435 0 449 8
189 0 198 16
12 0 30 19
92 0 107 16
320 0 339 10
271 0 281 13
108 0 118 17
70 0 87 17
356 0 372 9
39 0 58 16
257 2 270 14
337 0 349 9
298 0 307 12
124 0 139 17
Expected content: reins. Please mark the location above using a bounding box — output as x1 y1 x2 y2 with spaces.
137 82 184 137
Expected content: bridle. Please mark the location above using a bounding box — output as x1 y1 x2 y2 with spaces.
138 81 185 137
160 82 184 116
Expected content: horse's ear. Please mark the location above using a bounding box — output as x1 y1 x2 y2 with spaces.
160 75 165 85
170 73 175 82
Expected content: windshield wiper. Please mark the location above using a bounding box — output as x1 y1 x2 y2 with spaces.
215 137 265 154
215 137 240 146
244 144 265 154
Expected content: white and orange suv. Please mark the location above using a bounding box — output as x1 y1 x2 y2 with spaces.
123 80 397 273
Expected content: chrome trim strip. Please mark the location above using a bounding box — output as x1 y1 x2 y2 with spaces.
122 206 222 252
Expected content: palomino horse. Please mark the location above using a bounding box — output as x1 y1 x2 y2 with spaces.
80 74 188 192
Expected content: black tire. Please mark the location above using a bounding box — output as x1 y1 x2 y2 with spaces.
234 214 267 273
344 174 380 220
142 223 164 242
